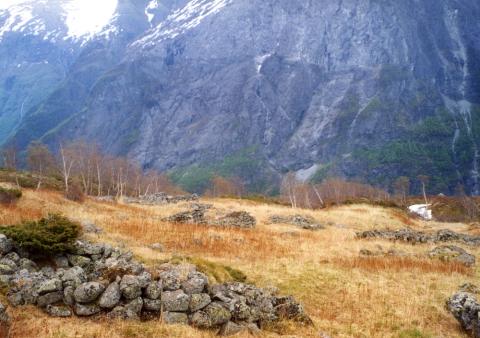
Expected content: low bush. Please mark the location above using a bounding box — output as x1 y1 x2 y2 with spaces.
65 183 85 202
0 186 22 205
0 214 82 255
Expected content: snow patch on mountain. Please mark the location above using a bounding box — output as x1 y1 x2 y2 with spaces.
136 0 230 46
145 0 159 25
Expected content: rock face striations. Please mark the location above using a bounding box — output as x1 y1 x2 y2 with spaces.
2 0 480 193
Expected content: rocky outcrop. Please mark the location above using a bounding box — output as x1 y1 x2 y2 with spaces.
428 245 476 267
269 215 324 230
0 236 310 334
356 229 480 246
447 290 480 337
124 193 199 205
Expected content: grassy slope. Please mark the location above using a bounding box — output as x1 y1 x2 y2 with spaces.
0 188 474 338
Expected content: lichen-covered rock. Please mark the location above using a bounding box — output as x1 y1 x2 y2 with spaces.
99 280 121 309
120 275 142 300
143 298 162 312
189 293 211 312
191 302 232 328
63 286 75 305
159 269 182 291
162 290 190 312
182 271 208 294
67 255 91 269
219 321 247 336
75 303 102 316
36 278 62 294
74 282 105 303
124 297 143 320
164 311 188 325
18 258 37 272
36 291 63 308
0 235 13 254
45 304 72 317
54 255 70 269
72 240 104 256
428 245 476 267
144 280 162 300
447 292 480 337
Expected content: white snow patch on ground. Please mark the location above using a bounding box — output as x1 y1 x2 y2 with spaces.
255 53 272 73
145 0 159 24
408 204 432 220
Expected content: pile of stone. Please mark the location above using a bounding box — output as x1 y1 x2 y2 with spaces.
269 214 324 230
163 204 210 225
0 235 309 335
359 245 476 267
356 228 480 246
447 286 480 337
125 193 199 205
164 205 257 229
213 212 256 229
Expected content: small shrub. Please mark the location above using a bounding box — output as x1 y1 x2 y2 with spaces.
0 186 22 205
65 183 85 202
0 214 82 255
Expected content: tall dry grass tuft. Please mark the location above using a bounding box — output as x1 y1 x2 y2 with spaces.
334 256 472 275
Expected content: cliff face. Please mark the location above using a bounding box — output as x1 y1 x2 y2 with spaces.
5 0 480 193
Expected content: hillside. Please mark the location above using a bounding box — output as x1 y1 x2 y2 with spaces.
0 186 477 337
0 0 479 194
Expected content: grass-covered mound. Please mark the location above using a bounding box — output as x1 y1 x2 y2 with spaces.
0 186 22 205
0 214 81 255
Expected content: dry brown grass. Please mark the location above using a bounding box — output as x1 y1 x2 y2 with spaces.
0 189 477 337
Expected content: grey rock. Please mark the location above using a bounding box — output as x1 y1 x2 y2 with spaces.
0 264 15 275
159 270 182 291
45 305 72 317
215 212 256 229
219 321 247 336
124 297 143 320
0 235 13 254
191 302 232 328
447 292 480 337
162 290 190 312
182 271 208 294
67 255 91 268
63 286 75 305
150 243 164 251
137 271 152 288
7 292 23 306
3 252 20 263
428 245 476 267
18 258 37 272
0 258 17 270
144 280 162 300
74 303 102 316
36 278 62 294
189 293 211 312
143 298 162 312
163 312 188 325
120 275 142 300
81 221 103 234
99 281 121 309
61 266 87 287
74 282 105 303
72 240 104 256
36 291 63 308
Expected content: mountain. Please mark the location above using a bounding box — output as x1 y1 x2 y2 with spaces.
2 0 480 194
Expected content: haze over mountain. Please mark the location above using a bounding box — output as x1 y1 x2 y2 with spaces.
1 0 480 194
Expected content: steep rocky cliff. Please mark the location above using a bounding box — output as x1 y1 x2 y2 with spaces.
4 0 480 194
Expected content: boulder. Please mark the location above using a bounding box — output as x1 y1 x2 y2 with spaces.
428 245 476 267
0 264 14 275
144 280 162 300
447 292 480 337
150 243 164 252
18 258 37 272
45 305 72 317
182 271 208 294
72 240 104 256
189 293 211 312
99 281 121 309
163 312 189 325
219 321 247 336
74 303 102 316
67 255 91 268
63 286 75 305
36 278 62 294
159 270 182 291
81 221 103 234
36 291 63 308
191 302 232 328
74 282 105 303
143 298 162 312
0 235 13 254
162 290 190 312
120 275 142 300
